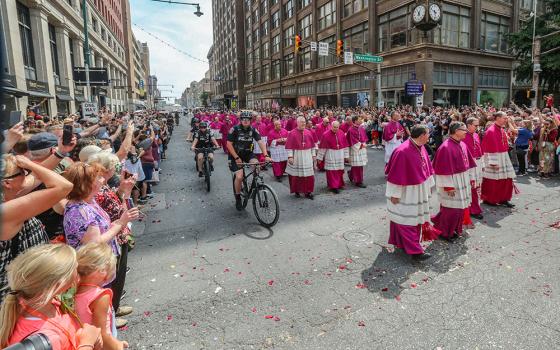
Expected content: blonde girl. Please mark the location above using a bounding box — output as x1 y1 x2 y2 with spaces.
0 244 101 350
76 243 128 350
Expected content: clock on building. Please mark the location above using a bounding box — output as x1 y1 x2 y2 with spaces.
412 5 426 24
429 3 442 22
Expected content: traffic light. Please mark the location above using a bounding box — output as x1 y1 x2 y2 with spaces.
294 35 301 54
336 40 343 57
527 89 536 99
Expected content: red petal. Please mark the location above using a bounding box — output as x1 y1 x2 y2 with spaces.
264 315 274 319
410 283 417 288
167 315 173 321
143 311 152 317
274 316 280 321
338 265 347 270
191 322 197 327
355 283 366 289
224 268 230 272
304 280 311 285
381 287 388 292
358 321 365 327
395 295 401 301
251 307 257 313
120 325 129 331
268 280 274 286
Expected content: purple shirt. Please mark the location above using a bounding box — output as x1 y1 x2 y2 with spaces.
64 201 119 255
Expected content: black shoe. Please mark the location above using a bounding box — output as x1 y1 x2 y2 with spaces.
471 213 484 220
198 172 203 177
305 193 314 200
295 192 301 198
483 201 498 206
332 188 340 194
276 176 282 182
411 253 432 261
235 195 243 211
356 183 367 188
501 201 515 208
440 235 457 242
210 164 214 172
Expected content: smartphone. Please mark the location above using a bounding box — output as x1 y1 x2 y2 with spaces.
62 124 73 145
9 111 22 128
126 198 134 209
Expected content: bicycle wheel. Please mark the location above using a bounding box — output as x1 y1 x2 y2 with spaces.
252 184 279 227
204 158 211 192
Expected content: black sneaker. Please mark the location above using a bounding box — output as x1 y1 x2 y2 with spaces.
294 192 301 198
470 213 484 220
305 193 314 200
356 183 367 188
411 253 432 261
501 201 515 208
198 172 203 177
235 195 243 211
332 188 340 194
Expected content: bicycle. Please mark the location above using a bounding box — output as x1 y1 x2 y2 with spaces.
195 147 215 192
232 161 280 227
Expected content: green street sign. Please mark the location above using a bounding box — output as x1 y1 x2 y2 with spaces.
354 54 383 63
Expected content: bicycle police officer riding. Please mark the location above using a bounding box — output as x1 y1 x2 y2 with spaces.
226 114 271 210
191 122 220 177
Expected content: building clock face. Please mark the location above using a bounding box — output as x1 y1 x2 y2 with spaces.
412 5 426 23
429 3 441 22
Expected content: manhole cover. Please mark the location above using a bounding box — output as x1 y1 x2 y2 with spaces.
343 230 371 242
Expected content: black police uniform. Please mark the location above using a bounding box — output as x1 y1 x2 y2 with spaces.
227 125 261 172
193 130 214 151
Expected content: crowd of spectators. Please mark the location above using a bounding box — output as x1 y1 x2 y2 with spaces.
1 108 178 349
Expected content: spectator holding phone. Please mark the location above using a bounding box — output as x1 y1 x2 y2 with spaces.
1 155 73 303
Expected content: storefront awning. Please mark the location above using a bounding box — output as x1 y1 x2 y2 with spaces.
56 94 73 101
0 86 29 98
75 96 87 103
27 90 54 99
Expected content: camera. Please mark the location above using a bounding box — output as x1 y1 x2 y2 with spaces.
4 334 51 350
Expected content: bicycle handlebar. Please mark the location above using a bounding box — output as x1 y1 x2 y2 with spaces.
238 161 272 167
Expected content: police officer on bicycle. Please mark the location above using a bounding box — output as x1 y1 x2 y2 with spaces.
226 114 270 210
191 122 220 177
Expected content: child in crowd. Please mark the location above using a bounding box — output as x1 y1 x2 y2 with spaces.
0 244 101 350
75 243 128 350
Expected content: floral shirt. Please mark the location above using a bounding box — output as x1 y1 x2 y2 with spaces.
63 201 119 255
94 185 131 245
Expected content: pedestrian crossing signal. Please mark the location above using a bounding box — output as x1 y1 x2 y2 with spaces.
295 35 301 54
336 40 343 57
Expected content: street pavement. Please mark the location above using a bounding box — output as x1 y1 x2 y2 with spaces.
123 121 560 349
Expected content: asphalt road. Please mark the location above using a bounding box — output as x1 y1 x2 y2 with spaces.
122 121 560 349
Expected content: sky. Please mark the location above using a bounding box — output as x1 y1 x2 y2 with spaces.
130 0 213 101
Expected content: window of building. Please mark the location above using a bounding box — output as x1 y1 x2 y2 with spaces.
317 78 337 94
92 17 98 33
247 71 253 85
341 73 369 91
48 24 60 85
433 4 470 48
253 28 260 42
263 64 270 81
344 0 368 18
299 14 312 39
284 53 294 75
17 1 36 80
318 1 336 30
284 0 294 19
481 13 510 53
253 9 259 23
261 20 269 36
272 34 280 53
478 68 509 88
246 33 252 49
260 0 268 15
284 26 294 47
299 0 311 9
271 11 280 28
381 64 415 88
298 46 311 71
318 36 336 68
255 67 261 83
378 7 408 51
69 37 75 68
262 41 270 58
343 22 369 54
270 0 278 5
298 82 314 95
272 60 281 79
433 63 473 86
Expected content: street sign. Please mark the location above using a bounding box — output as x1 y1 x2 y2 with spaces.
344 51 354 65
310 41 317 51
354 54 383 63
318 42 329 56
415 94 424 107
81 102 98 116
377 101 385 108
73 67 109 86
405 81 424 96
139 79 144 89
364 74 376 80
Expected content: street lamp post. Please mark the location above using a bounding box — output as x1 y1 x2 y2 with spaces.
149 0 203 16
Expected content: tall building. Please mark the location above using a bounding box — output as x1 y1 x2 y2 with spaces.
1 0 129 116
211 0 246 108
241 0 536 108
121 0 147 110
140 42 152 107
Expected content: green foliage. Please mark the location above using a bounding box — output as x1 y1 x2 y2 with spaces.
508 0 560 91
200 92 209 107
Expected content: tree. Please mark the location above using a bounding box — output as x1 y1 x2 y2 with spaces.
508 0 560 92
200 92 209 107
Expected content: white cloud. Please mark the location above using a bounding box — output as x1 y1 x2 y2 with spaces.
131 0 213 100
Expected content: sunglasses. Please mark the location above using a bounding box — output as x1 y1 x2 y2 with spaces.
3 168 31 180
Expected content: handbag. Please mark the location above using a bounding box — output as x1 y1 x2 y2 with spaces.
150 169 160 183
